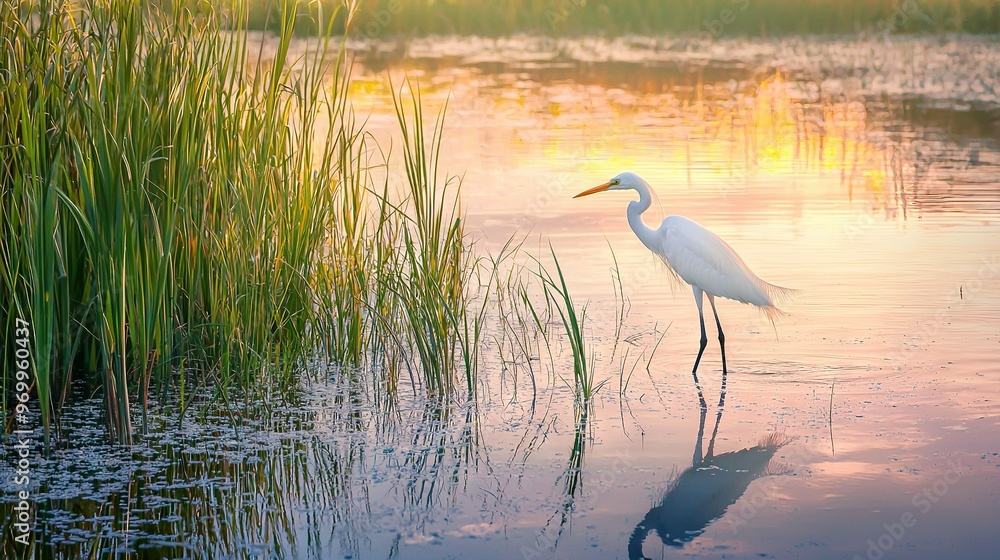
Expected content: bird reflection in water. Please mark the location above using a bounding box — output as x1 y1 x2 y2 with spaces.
627 382 791 559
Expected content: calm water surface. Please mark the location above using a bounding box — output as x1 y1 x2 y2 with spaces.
3 35 999 559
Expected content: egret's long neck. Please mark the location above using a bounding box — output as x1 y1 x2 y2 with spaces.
627 184 661 252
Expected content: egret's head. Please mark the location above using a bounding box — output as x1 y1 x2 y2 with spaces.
573 171 646 198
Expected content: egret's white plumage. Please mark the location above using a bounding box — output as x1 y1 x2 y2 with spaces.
655 215 791 316
574 171 793 377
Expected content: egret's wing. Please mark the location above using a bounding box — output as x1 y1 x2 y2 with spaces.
656 216 794 311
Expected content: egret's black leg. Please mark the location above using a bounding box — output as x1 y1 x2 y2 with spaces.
708 295 727 375
691 287 708 409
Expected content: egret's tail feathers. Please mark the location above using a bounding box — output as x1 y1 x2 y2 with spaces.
757 304 787 324
754 279 798 323
762 281 799 306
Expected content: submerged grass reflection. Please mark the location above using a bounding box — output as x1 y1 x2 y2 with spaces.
530 401 591 555
1 376 490 558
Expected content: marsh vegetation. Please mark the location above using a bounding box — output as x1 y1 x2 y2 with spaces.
3 1 999 559
1 0 617 450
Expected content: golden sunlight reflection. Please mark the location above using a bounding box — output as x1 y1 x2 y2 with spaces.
350 65 934 236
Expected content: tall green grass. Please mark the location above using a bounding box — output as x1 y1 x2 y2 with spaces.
392 88 481 396
0 0 486 446
533 246 597 401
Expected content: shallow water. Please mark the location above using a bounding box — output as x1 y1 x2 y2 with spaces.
3 34 1000 559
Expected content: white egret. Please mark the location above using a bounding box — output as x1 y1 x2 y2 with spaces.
574 172 793 382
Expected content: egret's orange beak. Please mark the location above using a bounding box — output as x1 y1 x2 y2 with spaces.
573 182 612 198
